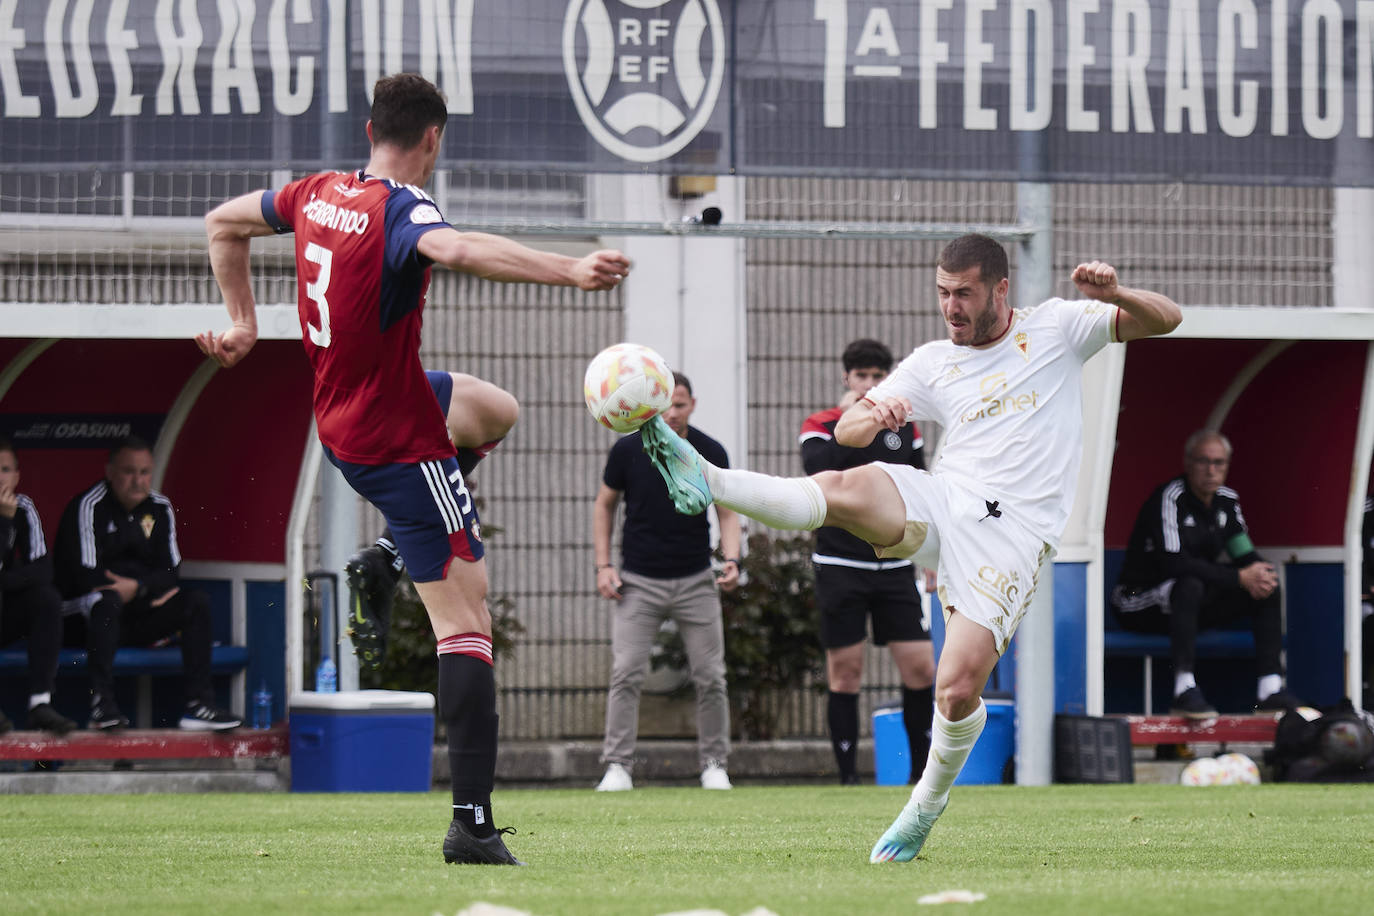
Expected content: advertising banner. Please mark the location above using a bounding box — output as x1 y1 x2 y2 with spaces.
2 0 1371 185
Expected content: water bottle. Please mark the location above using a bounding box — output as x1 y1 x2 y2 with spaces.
252 682 273 730
315 655 338 693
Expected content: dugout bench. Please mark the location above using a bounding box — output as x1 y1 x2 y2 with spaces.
0 645 250 730
0 334 312 741
1101 548 1259 716
1098 334 1356 716
0 571 285 729
1053 316 1369 729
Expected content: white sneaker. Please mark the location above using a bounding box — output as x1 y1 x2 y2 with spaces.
700 763 732 790
595 763 633 791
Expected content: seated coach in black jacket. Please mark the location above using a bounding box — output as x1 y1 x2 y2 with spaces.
1111 429 1303 719
55 437 240 731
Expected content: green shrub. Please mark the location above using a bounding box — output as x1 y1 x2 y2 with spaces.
357 579 523 694
360 489 523 695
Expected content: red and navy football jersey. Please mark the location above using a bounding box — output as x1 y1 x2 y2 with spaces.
265 170 455 465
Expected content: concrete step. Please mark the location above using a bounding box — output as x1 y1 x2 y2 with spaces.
487 739 848 789
0 737 1278 793
0 768 285 794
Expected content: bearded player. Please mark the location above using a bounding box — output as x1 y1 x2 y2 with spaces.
640 233 1180 862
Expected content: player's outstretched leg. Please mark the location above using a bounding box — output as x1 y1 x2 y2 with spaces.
640 416 830 531
345 531 404 670
639 415 712 514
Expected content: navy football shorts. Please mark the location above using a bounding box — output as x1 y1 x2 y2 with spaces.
325 370 482 582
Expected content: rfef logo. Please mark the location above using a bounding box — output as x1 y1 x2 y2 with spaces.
563 0 725 163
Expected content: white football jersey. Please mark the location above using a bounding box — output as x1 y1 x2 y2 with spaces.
866 298 1118 547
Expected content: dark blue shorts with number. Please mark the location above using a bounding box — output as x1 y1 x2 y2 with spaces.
324 370 482 582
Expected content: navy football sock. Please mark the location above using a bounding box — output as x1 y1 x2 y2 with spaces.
902 686 935 783
439 642 498 838
827 690 859 783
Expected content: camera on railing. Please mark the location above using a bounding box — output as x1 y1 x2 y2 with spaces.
682 207 723 226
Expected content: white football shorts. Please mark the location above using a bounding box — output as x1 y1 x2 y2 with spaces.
869 465 1052 655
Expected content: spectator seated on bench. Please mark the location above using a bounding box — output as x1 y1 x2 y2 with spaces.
0 438 77 735
54 437 241 731
1109 429 1303 719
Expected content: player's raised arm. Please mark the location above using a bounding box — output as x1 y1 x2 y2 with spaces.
833 394 912 447
199 190 278 367
1071 260 1182 342
418 229 630 291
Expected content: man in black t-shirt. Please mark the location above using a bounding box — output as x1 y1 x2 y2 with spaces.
593 372 741 791
801 339 935 784
1112 430 1301 718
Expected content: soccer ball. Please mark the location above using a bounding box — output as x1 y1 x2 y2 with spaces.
1179 757 1226 786
1215 752 1261 785
1320 718 1374 767
583 343 674 433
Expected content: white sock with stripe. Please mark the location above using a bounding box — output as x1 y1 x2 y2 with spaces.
910 700 987 811
700 465 828 531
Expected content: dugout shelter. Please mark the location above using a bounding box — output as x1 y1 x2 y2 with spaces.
0 304 311 726
1054 307 1374 718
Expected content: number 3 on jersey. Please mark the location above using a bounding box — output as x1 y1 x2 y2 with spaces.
304 242 332 348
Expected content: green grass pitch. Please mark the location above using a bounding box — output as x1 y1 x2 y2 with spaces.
2 784 1372 915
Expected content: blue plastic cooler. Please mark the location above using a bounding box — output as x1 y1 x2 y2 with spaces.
873 696 1015 785
872 705 912 785
290 690 435 792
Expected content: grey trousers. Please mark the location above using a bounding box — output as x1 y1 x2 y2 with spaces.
602 568 730 771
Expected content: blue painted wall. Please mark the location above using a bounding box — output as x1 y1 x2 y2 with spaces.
1284 564 1346 707
1053 562 1088 714
246 581 288 725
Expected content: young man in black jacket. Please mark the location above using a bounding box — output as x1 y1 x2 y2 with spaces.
1112 429 1303 718
800 340 934 784
55 437 239 731
0 439 76 734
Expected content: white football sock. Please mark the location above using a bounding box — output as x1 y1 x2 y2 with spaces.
911 700 987 811
29 692 51 709
1174 672 1196 696
700 465 827 531
1256 674 1282 700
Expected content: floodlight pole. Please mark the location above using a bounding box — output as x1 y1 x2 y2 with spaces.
1015 176 1055 787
